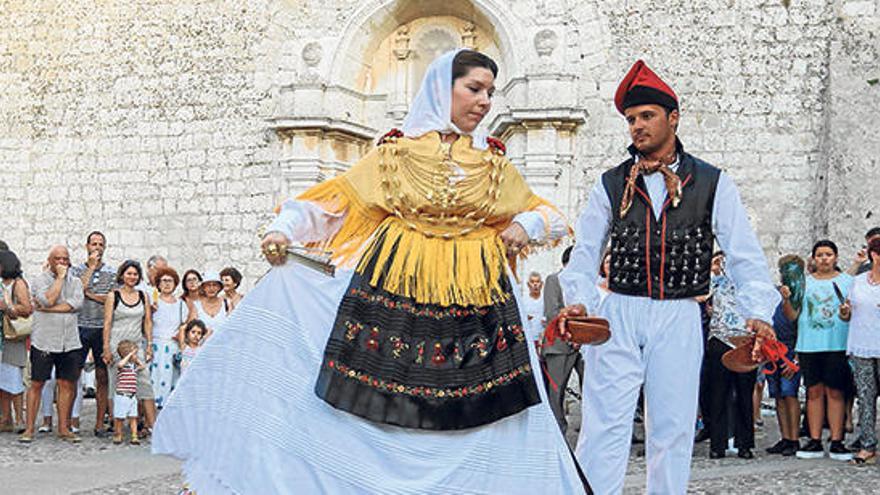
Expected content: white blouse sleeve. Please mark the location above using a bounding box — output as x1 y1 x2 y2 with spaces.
559 181 613 314
265 199 346 244
712 172 780 322
512 205 569 243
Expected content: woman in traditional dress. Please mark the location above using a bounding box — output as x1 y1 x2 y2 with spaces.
153 49 586 494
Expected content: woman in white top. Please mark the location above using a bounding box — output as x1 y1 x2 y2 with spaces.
149 267 194 409
843 238 880 465
220 267 244 312
192 272 229 334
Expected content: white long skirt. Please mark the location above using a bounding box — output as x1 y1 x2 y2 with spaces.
152 263 584 494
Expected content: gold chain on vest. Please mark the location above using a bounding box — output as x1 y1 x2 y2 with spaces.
378 136 504 239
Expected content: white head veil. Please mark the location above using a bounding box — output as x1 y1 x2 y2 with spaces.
401 48 490 150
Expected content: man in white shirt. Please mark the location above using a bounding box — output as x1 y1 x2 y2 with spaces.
20 246 84 444
559 60 779 494
521 272 545 341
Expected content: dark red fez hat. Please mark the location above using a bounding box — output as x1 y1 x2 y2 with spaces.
614 60 678 114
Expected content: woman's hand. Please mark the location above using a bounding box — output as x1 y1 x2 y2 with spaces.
261 231 291 266
779 285 791 300
839 300 852 321
145 345 154 363
500 222 529 256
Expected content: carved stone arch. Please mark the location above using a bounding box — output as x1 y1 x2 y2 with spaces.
326 0 524 91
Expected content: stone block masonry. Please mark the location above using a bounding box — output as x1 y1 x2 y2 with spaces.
0 0 876 288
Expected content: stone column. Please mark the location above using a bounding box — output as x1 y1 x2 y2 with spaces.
390 25 412 122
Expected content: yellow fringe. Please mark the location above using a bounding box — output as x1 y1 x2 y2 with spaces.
292 178 387 268
357 217 509 308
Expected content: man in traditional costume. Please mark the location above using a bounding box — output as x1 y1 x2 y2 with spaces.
153 50 588 493
559 60 779 494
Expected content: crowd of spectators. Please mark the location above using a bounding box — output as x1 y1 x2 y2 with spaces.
0 232 245 444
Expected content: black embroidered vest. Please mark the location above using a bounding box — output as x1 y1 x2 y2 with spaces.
602 140 721 300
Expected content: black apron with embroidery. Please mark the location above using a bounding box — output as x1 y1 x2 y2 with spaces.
314 242 541 431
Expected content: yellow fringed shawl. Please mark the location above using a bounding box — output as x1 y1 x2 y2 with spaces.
285 132 564 307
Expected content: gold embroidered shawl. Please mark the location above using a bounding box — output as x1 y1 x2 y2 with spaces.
287 132 562 307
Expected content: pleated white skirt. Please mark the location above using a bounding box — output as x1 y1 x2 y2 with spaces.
152 263 584 494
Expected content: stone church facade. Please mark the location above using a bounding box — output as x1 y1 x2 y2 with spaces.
1 0 877 287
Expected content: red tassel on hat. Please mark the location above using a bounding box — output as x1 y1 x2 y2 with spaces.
614 60 679 114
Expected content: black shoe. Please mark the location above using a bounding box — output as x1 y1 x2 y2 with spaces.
796 439 825 459
766 439 787 454
709 450 726 459
694 429 711 443
829 440 853 461
94 429 111 438
737 448 754 459
781 440 799 457
848 438 863 451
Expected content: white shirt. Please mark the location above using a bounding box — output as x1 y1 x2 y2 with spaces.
520 294 546 342
559 161 779 322
847 273 880 358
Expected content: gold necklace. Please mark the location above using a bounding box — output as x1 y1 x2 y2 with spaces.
378 138 504 239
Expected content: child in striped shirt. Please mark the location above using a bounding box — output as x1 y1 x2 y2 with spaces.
113 340 144 445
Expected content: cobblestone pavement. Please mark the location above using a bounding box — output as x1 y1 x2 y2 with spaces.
1 398 878 493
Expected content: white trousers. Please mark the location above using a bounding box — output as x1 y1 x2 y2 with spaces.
575 293 703 495
40 372 84 420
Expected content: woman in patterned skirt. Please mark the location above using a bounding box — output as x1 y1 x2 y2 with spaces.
153 49 587 494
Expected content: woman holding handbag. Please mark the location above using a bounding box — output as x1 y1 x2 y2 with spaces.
149 267 194 410
0 250 33 433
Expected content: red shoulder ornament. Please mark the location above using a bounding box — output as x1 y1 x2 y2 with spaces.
378 128 404 145
486 136 506 155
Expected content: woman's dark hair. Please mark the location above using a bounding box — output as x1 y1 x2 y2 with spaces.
868 238 880 258
452 50 498 81
116 260 143 285
181 269 203 301
219 267 243 289
0 250 23 279
185 319 207 336
811 240 838 258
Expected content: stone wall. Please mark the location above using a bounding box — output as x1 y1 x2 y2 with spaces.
1 0 877 288
825 0 880 258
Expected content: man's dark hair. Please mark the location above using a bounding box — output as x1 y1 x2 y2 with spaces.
561 246 573 266
452 50 498 81
219 267 243 289
865 227 880 240
116 259 144 285
811 239 838 257
86 231 106 245
0 240 8 251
